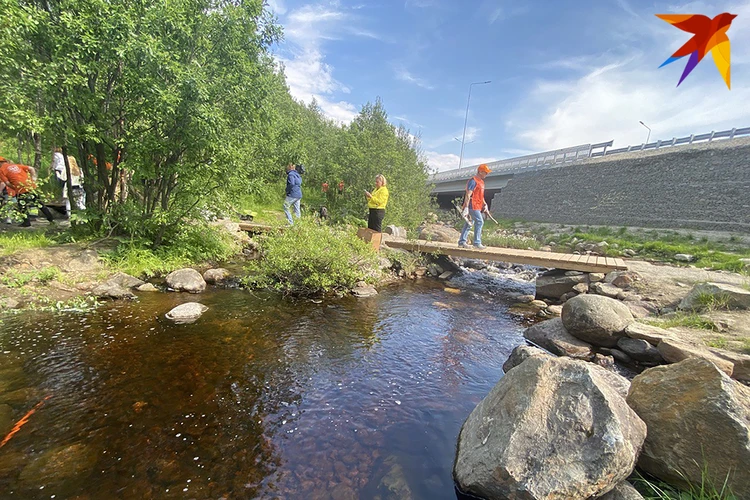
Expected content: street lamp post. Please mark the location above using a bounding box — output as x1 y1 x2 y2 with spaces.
639 121 651 145
458 80 491 172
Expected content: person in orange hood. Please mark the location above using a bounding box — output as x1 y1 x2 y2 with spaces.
0 158 55 226
457 163 491 249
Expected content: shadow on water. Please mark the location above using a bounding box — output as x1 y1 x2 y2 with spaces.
0 279 526 499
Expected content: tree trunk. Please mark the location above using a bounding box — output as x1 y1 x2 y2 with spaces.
33 132 42 170
17 133 23 163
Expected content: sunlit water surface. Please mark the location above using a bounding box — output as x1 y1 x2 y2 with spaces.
0 278 529 499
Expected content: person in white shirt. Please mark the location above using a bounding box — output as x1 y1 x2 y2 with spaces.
51 148 85 215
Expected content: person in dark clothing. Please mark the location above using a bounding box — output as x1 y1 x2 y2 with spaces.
283 163 303 225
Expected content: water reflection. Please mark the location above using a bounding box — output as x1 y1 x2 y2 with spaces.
0 280 524 499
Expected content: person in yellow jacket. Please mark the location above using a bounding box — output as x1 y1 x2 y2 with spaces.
364 174 389 232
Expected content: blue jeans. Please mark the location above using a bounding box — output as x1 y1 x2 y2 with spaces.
458 209 484 246
283 196 301 225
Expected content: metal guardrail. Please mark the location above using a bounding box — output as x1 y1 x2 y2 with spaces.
430 126 750 183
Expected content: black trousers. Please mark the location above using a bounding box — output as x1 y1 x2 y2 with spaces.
17 193 54 226
368 208 385 232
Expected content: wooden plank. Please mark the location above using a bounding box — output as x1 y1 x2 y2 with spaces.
384 240 624 273
238 222 281 233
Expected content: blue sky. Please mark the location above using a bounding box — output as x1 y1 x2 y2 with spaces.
268 0 750 172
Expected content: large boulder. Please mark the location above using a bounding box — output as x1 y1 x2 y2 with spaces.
535 272 589 300
523 318 593 359
657 339 734 376
627 358 750 498
590 282 625 300
502 345 552 373
454 356 646 500
165 302 208 324
417 224 461 243
165 268 206 293
678 282 750 311
562 295 634 347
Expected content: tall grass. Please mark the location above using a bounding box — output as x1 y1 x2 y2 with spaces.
0 230 56 257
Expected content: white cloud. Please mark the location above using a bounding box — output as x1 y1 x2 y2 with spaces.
510 0 750 151
425 151 498 173
275 3 381 124
266 0 287 15
394 65 435 90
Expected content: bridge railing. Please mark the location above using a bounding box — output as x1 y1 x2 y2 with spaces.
430 126 750 183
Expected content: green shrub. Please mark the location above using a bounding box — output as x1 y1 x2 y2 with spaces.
102 223 239 278
1 266 62 287
244 219 380 295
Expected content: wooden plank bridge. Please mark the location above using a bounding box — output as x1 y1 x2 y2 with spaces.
237 223 627 273
384 239 627 273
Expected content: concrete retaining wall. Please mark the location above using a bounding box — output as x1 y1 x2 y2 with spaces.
490 137 750 233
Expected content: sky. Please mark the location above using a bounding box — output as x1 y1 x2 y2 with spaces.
267 0 750 172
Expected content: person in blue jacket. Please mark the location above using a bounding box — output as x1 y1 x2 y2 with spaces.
283 163 303 225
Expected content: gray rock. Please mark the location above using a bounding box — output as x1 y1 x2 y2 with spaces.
617 338 663 364
454 356 646 500
536 272 589 299
674 253 694 262
597 481 644 500
418 224 461 243
529 300 548 309
516 294 535 304
203 268 230 284
609 349 632 365
91 281 135 300
438 271 453 280
0 297 20 310
136 283 159 292
502 345 552 373
165 302 208 323
523 318 593 359
591 282 625 300
562 295 634 347
384 225 407 239
560 291 578 303
589 273 606 283
708 349 750 383
107 272 145 289
622 249 637 257
740 258 750 269
678 282 750 311
624 301 658 319
64 249 100 272
627 358 750 498
657 339 734 376
573 282 589 294
547 304 563 316
352 283 378 297
165 268 206 293
624 322 673 346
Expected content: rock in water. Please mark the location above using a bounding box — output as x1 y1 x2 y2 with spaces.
165 268 206 293
627 358 750 498
203 268 230 284
165 302 209 324
562 295 634 347
454 356 646 500
91 282 135 300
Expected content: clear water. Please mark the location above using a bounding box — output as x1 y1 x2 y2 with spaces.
0 279 528 499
